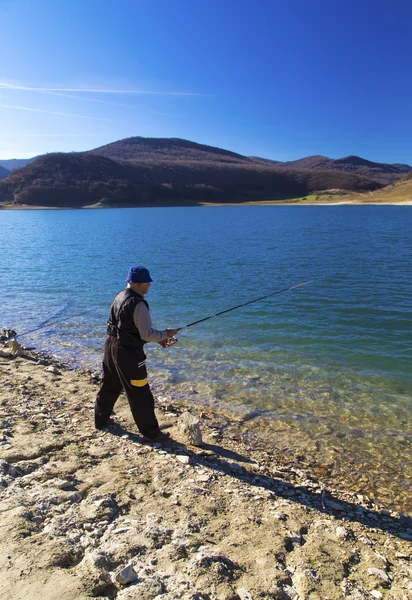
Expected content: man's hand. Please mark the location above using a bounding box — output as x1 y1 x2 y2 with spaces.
157 340 168 348
166 328 179 338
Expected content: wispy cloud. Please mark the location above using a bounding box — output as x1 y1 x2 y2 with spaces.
0 133 90 136
0 82 203 96
0 103 112 121
42 90 130 107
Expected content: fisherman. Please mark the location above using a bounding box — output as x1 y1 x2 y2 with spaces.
94 266 178 439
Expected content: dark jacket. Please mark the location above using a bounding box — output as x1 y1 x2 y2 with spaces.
107 288 149 355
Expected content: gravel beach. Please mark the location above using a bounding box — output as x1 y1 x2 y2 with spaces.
0 349 411 600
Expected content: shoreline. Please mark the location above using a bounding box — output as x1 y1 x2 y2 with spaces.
0 198 412 210
1 347 411 599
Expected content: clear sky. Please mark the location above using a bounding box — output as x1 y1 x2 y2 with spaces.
1 0 411 163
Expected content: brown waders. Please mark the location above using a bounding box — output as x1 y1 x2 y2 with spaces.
94 336 161 438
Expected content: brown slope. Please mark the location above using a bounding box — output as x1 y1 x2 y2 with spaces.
0 139 383 208
0 152 158 207
345 171 412 204
92 136 252 164
276 154 411 185
275 155 333 170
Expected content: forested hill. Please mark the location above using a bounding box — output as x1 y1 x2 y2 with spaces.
251 154 411 186
92 137 253 164
0 137 397 208
92 139 411 185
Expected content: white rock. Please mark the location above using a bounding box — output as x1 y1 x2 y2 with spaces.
237 588 254 600
115 563 138 585
176 455 190 464
336 526 349 540
395 552 410 559
178 411 203 446
4 339 24 357
367 567 390 582
371 591 383 599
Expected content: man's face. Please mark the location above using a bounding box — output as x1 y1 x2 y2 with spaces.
137 282 151 295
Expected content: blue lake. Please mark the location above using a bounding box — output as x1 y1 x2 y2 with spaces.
0 205 411 513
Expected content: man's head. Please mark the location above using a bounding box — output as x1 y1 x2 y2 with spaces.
126 266 153 295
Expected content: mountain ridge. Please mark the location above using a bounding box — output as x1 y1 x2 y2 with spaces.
0 136 409 208
0 157 38 172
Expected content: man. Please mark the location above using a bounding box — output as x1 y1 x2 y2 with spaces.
95 266 178 439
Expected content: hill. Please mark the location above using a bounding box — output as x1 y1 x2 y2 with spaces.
0 138 383 208
248 156 282 166
0 152 159 207
0 165 10 180
271 155 411 186
345 171 412 204
0 157 37 171
93 137 252 164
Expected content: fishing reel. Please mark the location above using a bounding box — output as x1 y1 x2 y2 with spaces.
166 336 178 346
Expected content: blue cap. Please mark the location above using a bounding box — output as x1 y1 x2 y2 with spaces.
126 266 153 284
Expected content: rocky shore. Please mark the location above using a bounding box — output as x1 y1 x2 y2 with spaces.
0 349 411 600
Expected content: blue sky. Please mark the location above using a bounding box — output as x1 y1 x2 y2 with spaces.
1 0 411 163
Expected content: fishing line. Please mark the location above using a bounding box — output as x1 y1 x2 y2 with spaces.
0 307 90 343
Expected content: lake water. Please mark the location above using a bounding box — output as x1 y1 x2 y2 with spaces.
1 205 411 513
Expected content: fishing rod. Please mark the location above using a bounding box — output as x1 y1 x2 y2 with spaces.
176 280 313 332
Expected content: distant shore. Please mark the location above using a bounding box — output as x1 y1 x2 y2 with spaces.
1 198 411 210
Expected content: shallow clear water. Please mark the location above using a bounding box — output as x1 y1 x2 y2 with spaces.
1 205 411 512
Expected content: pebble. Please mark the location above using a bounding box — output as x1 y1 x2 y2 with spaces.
112 527 131 534
371 591 383 599
176 455 190 464
237 588 254 600
324 499 343 510
360 537 373 546
57 480 73 490
336 526 349 540
230 462 243 472
288 532 303 548
115 563 138 585
367 567 390 582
